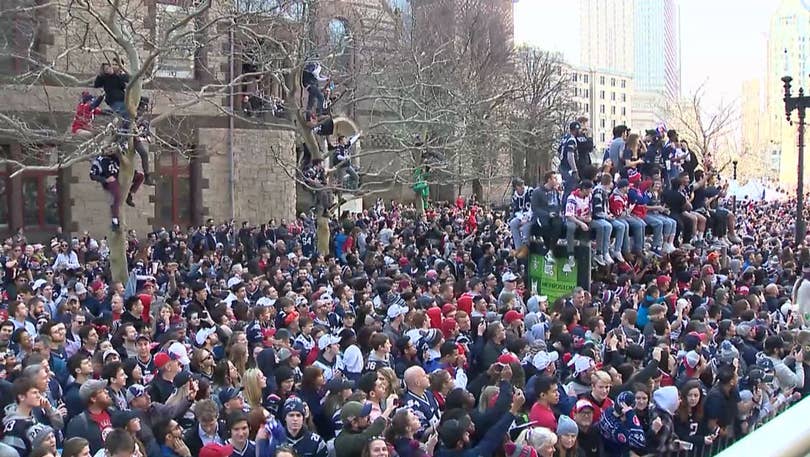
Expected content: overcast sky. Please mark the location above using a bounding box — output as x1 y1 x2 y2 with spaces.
514 0 781 107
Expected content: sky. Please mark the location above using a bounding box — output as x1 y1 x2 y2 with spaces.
514 0 782 107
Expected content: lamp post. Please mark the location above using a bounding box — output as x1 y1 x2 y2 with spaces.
782 76 808 244
732 160 738 213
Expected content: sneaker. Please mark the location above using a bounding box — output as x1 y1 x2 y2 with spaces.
111 218 120 232
728 234 743 244
604 254 615 265
557 239 568 247
650 247 662 258
144 173 156 186
125 194 135 207
663 242 675 254
593 254 606 266
613 251 626 263
563 256 575 273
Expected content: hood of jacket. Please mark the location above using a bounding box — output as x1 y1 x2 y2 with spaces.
653 385 679 415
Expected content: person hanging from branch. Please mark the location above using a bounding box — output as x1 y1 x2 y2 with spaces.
89 153 144 232
134 96 155 186
71 91 105 136
328 132 362 190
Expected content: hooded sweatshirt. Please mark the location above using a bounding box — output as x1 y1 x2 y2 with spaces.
609 188 631 217
648 386 679 455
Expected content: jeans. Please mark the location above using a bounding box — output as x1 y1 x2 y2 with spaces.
560 169 576 201
135 139 150 175
622 215 647 253
340 166 359 189
648 213 676 243
102 172 144 218
610 218 628 253
644 213 665 248
564 220 589 255
538 216 564 252
591 219 613 255
509 213 532 249
306 85 325 114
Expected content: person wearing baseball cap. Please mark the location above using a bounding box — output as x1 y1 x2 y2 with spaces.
65 379 112 455
334 400 393 457
313 334 342 382
149 348 185 403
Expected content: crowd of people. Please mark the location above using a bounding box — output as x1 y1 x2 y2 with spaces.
4 97 807 457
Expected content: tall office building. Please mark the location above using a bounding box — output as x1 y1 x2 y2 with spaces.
632 0 680 130
579 0 634 75
765 0 810 186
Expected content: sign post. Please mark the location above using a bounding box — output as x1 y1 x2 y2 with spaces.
527 253 580 304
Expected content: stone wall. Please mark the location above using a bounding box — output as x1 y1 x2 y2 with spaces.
65 161 156 239
197 127 296 224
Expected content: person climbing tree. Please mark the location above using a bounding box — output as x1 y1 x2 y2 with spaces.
71 91 105 136
302 60 329 115
89 153 144 231
134 97 155 186
329 132 361 190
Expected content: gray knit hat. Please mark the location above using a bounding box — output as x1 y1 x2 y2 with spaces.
556 414 579 436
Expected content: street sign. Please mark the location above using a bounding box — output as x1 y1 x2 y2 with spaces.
527 253 579 304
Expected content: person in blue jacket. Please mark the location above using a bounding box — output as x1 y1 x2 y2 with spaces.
435 388 524 457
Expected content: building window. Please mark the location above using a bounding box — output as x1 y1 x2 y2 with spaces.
611 78 616 86
611 92 616 101
328 18 353 71
584 74 589 83
611 106 616 115
600 104 605 113
599 76 605 85
600 133 605 142
572 73 578 82
621 79 626 88
600 119 605 128
622 107 626 115
21 174 59 228
600 90 605 99
156 150 192 227
155 3 198 79
612 119 616 127
585 89 589 97
585 103 589 111
622 93 626 102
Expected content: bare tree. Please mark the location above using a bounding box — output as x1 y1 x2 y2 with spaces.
506 47 577 186
664 84 740 172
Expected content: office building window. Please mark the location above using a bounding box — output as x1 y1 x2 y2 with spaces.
600 133 605 142
621 107 626 116
600 119 605 128
573 73 578 82
600 104 605 113
585 89 589 97
611 92 616 101
611 106 616 115
622 93 626 102
584 74 589 83
611 78 616 86
585 103 589 111
600 90 605 99
599 76 605 85
621 79 626 88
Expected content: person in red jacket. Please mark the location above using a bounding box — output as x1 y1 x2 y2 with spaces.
609 179 646 257
71 92 104 136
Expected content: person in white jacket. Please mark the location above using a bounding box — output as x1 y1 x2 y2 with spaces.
792 265 810 318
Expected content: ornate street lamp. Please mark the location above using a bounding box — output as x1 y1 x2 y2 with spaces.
782 76 808 244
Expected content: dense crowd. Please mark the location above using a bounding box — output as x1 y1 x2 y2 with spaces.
8 63 807 457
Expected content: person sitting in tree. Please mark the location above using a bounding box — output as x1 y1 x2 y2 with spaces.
89 152 144 231
71 91 105 136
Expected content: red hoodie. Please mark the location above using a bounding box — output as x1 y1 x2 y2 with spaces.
71 101 102 133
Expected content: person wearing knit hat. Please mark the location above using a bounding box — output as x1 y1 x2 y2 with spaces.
29 424 56 456
556 414 579 441
597 390 646 456
503 441 539 457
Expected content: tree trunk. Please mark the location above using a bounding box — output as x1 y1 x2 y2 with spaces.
110 146 135 284
316 215 330 255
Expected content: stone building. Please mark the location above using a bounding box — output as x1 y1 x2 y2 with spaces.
0 0 399 240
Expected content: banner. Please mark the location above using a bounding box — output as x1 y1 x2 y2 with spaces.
527 253 578 304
